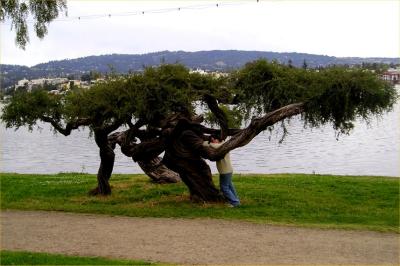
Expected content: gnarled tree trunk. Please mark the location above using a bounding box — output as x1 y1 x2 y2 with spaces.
137 157 180 183
89 130 115 195
162 156 224 202
162 103 305 202
104 102 304 200
162 125 225 203
108 130 180 184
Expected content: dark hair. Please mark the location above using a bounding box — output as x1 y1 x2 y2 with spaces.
210 134 221 141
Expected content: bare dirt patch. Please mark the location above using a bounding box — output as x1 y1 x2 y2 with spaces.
1 210 399 265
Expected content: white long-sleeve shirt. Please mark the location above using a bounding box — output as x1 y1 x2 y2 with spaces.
203 141 233 174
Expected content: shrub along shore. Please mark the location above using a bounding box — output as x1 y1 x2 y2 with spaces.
1 173 398 232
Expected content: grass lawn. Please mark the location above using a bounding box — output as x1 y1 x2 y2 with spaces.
1 173 398 232
0 250 160 265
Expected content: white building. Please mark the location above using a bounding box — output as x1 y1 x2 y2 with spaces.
15 77 71 92
190 69 229 78
190 69 208 75
16 78 29 87
381 68 400 84
49 78 68 85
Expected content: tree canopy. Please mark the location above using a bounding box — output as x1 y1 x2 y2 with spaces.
2 60 397 201
0 0 66 49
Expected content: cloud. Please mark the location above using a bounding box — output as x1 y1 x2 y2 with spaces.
1 0 399 66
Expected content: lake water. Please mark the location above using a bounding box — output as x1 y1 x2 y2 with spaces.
1 86 399 177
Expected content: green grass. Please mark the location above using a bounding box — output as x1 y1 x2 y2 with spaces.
0 250 159 265
1 173 399 232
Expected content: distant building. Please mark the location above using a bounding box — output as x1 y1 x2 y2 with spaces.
49 78 68 85
15 77 71 92
381 68 400 84
48 89 60 95
90 78 106 85
190 69 228 78
190 69 208 75
17 78 29 87
31 78 47 86
13 77 105 93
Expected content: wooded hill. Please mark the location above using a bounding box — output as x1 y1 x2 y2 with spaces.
1 50 398 90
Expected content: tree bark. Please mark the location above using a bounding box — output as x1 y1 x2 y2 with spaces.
163 155 224 202
137 157 180 184
203 94 229 140
108 130 180 184
40 116 92 136
202 102 305 161
103 102 304 199
89 130 115 195
162 103 305 202
163 127 225 202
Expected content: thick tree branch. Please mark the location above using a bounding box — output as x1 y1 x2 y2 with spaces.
40 116 91 136
102 119 124 135
128 118 146 129
137 157 180 183
124 118 146 147
109 101 303 166
127 138 166 162
202 102 305 161
203 94 229 139
200 126 241 137
108 127 179 183
108 130 165 162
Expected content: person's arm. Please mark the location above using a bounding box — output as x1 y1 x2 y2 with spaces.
181 130 225 161
209 142 222 149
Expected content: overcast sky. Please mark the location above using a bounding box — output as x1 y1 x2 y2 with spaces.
1 0 399 66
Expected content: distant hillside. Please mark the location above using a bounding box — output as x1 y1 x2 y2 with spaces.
1 50 399 90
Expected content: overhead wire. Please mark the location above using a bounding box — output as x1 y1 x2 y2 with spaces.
1 0 261 26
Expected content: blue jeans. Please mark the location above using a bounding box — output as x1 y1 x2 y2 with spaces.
219 173 240 206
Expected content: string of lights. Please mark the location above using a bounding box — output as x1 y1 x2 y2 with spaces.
1 0 262 26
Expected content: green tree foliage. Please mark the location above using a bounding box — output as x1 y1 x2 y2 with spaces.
80 71 103 82
2 64 203 131
0 0 67 49
131 64 197 123
358 62 391 74
2 60 396 135
205 104 244 129
2 89 63 130
232 60 396 133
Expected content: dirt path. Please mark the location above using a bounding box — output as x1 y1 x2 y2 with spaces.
1 210 399 265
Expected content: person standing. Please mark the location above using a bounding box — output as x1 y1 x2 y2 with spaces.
204 136 240 207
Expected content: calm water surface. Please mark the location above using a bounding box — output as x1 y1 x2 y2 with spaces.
1 86 399 176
